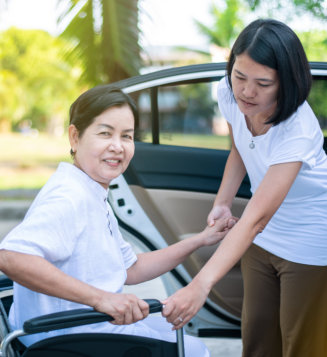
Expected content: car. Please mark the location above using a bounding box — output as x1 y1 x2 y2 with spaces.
106 62 327 339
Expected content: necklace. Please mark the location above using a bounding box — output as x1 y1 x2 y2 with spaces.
249 121 269 149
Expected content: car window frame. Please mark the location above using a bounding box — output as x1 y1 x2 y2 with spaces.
117 62 327 149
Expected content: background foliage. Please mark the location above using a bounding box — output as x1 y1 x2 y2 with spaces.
0 27 82 133
58 0 143 86
0 0 327 134
0 0 326 191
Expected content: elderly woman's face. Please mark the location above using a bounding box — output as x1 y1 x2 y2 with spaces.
69 104 135 188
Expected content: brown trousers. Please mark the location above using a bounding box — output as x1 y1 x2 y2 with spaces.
241 244 327 357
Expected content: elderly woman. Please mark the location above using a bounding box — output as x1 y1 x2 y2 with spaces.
0 85 236 356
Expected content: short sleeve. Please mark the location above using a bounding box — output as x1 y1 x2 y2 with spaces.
269 135 316 170
0 195 85 262
268 108 321 170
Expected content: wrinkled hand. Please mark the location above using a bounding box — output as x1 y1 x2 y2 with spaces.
207 204 233 227
202 216 238 246
162 280 208 330
94 291 149 325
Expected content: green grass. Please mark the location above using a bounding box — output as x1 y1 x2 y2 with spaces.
0 169 54 190
0 132 230 191
159 133 230 149
0 133 70 165
0 133 71 190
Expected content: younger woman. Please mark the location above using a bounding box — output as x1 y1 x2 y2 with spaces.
163 19 327 357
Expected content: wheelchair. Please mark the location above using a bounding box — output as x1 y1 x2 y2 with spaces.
0 275 185 357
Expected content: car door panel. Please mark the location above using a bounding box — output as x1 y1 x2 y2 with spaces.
130 185 246 317
125 142 251 196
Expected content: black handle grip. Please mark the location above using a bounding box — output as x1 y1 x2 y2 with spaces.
23 298 163 334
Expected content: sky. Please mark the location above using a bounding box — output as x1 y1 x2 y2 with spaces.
0 0 214 48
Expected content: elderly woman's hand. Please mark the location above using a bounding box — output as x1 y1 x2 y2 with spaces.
94 291 149 325
201 216 238 247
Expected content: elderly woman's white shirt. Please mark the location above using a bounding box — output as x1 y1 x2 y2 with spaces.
0 163 210 356
0 162 139 345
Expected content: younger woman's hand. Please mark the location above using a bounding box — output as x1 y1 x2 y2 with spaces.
162 279 209 330
207 204 232 227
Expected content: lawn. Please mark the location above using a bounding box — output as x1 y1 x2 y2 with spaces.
0 133 71 191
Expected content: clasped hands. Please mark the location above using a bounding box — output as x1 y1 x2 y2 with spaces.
162 213 237 330
98 212 237 329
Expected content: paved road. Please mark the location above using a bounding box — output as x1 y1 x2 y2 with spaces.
0 201 242 356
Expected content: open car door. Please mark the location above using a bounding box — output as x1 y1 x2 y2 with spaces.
107 62 327 338
107 63 250 338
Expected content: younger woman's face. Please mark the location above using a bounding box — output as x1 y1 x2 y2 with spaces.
231 53 280 122
69 104 135 189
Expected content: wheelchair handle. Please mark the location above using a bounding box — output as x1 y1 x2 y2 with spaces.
23 299 163 334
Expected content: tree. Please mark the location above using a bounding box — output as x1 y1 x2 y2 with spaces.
0 28 82 133
297 30 327 61
0 70 24 131
57 0 143 85
194 0 327 61
247 0 327 19
195 0 247 49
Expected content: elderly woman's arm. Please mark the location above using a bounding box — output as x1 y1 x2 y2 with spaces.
0 250 149 325
126 216 237 285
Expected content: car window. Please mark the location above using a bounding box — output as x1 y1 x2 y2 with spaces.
308 77 327 135
157 82 230 150
127 89 152 143
130 74 326 148
129 82 230 150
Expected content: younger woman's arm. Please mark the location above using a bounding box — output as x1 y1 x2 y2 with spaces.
207 124 247 225
162 160 302 329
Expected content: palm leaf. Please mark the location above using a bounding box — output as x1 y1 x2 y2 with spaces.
102 0 142 82
57 0 143 85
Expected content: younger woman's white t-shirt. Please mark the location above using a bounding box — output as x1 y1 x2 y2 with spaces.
218 77 327 265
